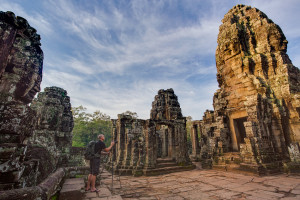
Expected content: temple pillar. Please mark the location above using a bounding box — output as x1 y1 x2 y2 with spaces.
191 124 200 157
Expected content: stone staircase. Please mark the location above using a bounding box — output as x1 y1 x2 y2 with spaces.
143 158 196 176
212 152 242 172
212 152 283 175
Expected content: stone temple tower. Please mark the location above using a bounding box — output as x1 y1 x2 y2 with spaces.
192 5 300 174
111 88 193 176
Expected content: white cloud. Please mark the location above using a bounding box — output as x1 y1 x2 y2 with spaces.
41 69 84 90
2 0 299 120
251 0 300 40
0 2 53 36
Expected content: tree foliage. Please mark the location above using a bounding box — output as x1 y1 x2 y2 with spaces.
121 110 138 119
72 106 112 147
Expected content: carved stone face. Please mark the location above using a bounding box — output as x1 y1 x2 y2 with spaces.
268 27 288 53
0 23 43 104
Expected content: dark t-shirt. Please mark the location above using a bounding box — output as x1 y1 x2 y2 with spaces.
94 140 106 154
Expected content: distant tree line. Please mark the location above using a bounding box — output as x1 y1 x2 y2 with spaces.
72 106 112 147
72 106 139 148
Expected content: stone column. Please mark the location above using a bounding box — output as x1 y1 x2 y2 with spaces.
144 120 156 168
191 124 200 157
130 138 139 167
115 115 126 168
175 122 190 164
168 126 176 160
161 128 169 157
123 127 132 167
111 120 118 163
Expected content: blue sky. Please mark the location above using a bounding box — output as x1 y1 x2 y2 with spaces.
1 0 300 119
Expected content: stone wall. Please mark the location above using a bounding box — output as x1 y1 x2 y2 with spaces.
0 166 90 200
111 115 146 176
69 147 86 167
192 5 300 174
111 89 191 176
0 11 43 190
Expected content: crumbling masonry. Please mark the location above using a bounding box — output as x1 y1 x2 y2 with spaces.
190 5 300 174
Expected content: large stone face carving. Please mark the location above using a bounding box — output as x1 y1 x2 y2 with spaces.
27 86 74 184
193 5 300 174
0 11 43 190
111 89 193 176
0 11 43 104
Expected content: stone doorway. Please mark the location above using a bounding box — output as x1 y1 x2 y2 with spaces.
156 125 174 160
233 117 247 148
229 111 248 151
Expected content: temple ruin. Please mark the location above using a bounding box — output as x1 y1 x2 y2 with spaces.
1 3 300 199
191 5 300 174
111 89 194 176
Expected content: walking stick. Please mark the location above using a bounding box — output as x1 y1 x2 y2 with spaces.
111 152 114 193
111 140 118 193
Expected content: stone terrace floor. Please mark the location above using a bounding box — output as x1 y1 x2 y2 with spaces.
85 168 300 200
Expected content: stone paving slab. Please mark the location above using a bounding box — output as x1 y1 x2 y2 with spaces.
109 169 300 200
79 167 300 200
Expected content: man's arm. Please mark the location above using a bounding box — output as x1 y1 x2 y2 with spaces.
103 141 115 152
101 151 110 155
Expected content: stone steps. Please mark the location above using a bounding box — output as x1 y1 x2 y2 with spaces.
112 158 196 176
214 152 243 165
59 178 85 200
143 158 195 176
143 164 196 176
213 152 283 175
156 158 179 168
157 162 178 168
156 158 174 163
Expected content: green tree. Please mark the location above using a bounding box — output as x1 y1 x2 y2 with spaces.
72 106 112 147
121 110 138 119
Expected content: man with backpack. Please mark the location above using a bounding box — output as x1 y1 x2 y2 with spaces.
86 134 115 192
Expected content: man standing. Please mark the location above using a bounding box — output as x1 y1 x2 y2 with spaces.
86 134 115 192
